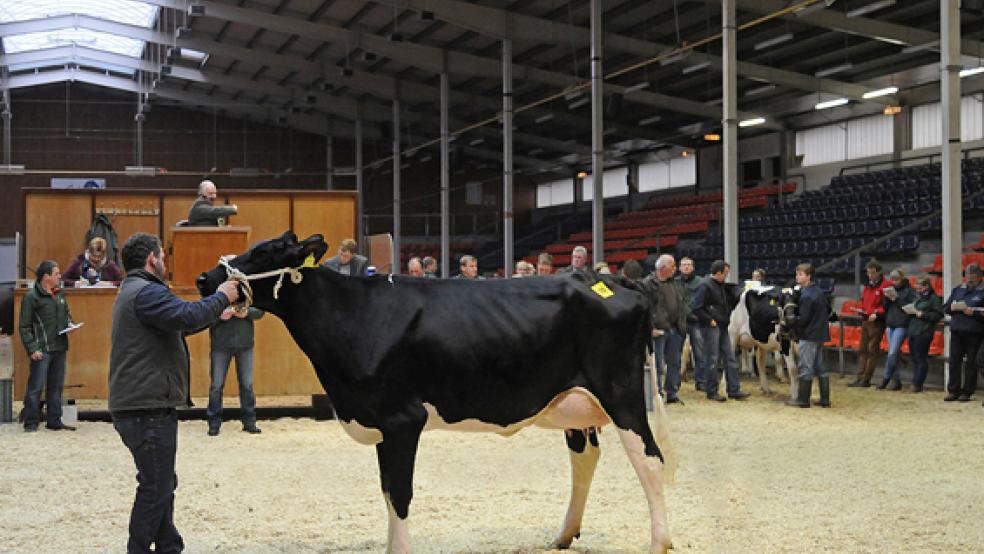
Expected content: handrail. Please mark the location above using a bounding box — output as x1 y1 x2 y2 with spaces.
814 185 984 275
837 146 984 177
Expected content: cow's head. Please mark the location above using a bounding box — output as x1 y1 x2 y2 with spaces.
196 231 328 310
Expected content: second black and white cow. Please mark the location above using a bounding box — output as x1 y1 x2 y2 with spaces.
728 286 800 396
197 231 676 554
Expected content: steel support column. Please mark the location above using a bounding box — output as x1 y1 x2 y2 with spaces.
355 115 364 246
589 0 604 265
941 0 962 381
392 98 401 274
502 39 514 275
722 0 739 281
2 89 11 166
325 116 334 190
440 73 450 279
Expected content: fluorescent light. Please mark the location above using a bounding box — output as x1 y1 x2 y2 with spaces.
960 66 984 78
469 138 485 146
638 115 662 126
603 128 617 136
420 155 432 162
862 86 898 99
535 113 555 124
682 61 710 74
846 0 895 18
754 33 794 51
660 51 685 66
745 84 776 96
815 97 849 110
901 40 938 54
564 90 585 101
528 148 544 156
815 63 853 78
623 81 649 94
739 117 766 127
568 97 590 110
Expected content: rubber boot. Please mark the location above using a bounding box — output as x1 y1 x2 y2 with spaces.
817 376 831 408
786 379 812 408
876 378 890 390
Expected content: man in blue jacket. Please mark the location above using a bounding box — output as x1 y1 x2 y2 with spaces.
109 232 239 554
942 263 984 402
786 263 831 408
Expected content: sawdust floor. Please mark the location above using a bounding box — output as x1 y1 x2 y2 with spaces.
2 377 983 553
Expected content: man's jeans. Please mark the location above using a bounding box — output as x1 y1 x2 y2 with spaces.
22 350 66 428
700 324 741 397
653 329 684 399
798 340 828 380
687 322 705 387
113 409 184 554
882 327 908 382
908 330 933 388
207 348 257 425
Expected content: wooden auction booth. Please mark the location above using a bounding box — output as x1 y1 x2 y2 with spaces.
13 188 357 401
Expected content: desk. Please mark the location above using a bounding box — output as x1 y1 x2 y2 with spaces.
169 226 251 287
13 287 322 400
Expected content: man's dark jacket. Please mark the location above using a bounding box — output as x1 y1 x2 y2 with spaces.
187 198 237 226
108 269 229 413
18 280 71 354
210 308 264 351
796 282 831 342
943 282 984 334
677 272 703 324
322 254 369 276
643 275 689 335
691 277 736 327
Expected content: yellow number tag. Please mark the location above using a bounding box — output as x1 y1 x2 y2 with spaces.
770 298 776 306
591 281 614 299
302 253 319 268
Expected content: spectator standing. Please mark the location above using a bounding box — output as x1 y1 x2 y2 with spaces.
559 246 589 274
691 260 749 402
421 256 438 278
643 255 689 404
63 237 124 286
676 257 705 391
848 261 892 387
942 263 984 402
786 263 831 408
906 275 943 393
536 252 554 276
187 180 237 226
207 303 265 436
18 260 80 432
322 239 369 276
108 232 239 553
454 255 482 279
878 269 916 390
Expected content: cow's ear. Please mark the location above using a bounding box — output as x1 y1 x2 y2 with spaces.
299 234 328 265
280 230 299 245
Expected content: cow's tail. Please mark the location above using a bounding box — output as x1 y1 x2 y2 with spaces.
651 391 678 486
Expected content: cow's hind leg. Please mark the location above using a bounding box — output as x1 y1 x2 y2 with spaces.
757 347 773 395
549 428 601 549
376 407 426 554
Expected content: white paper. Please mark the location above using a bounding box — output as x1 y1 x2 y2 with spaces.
952 301 968 311
59 322 84 335
884 287 898 300
902 303 918 315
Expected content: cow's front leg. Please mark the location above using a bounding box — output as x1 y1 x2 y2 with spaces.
757 348 772 395
550 428 601 549
376 408 426 554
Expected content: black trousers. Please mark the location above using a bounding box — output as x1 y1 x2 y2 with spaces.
113 409 184 554
948 330 982 397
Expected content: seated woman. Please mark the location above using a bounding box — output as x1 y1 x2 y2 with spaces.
63 237 124 287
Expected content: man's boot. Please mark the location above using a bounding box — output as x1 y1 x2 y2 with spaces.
786 379 812 408
817 376 831 408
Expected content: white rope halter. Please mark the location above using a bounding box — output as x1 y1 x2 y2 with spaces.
219 257 306 308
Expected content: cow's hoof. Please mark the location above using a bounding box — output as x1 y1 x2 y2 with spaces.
761 389 773 396
547 532 579 550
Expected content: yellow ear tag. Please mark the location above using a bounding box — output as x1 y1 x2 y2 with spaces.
770 298 776 306
591 281 614 299
302 253 318 268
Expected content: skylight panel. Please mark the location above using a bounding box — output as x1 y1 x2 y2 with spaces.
3 29 147 58
0 0 159 28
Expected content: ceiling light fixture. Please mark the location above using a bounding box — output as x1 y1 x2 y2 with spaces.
960 66 984 78
846 0 895 18
469 138 485 146
638 115 662 126
901 40 938 54
754 33 794 51
745 84 776 96
703 133 721 141
623 81 649 94
814 63 853 78
862 86 899 99
815 97 849 110
568 97 590 110
883 106 902 115
738 117 766 127
535 113 555 124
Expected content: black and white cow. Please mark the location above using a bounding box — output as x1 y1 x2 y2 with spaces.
728 286 800 396
197 232 676 554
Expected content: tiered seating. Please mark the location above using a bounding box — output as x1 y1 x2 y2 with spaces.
529 183 793 269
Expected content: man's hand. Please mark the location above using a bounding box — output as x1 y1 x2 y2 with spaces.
652 329 665 338
217 280 241 303
233 307 249 319
220 307 235 321
868 313 877 322
30 351 43 361
710 320 717 327
964 307 975 316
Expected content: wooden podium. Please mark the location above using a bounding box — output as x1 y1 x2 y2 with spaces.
169 226 251 287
